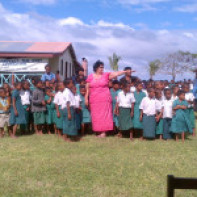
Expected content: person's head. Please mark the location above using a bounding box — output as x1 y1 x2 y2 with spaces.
71 86 76 94
79 78 86 85
155 81 161 90
183 84 190 93
147 88 155 98
45 80 50 87
172 86 179 95
31 77 37 85
0 88 6 98
177 90 185 101
45 87 51 96
93 60 104 74
164 89 172 100
146 82 152 89
14 82 22 90
136 82 143 92
76 67 84 76
124 67 132 76
112 80 120 91
35 79 43 89
63 78 74 89
57 82 64 92
45 65 51 74
80 85 86 96
49 81 54 89
122 82 130 93
22 80 30 90
155 89 162 99
109 80 113 88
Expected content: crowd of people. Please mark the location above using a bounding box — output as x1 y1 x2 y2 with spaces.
0 62 196 142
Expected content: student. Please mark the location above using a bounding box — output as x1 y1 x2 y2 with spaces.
162 89 173 140
116 82 135 140
139 88 157 139
133 82 146 139
110 80 120 131
53 82 64 137
155 89 163 140
183 84 195 136
32 79 46 135
172 86 179 101
9 82 26 138
170 90 193 142
20 80 31 134
45 87 55 134
62 79 78 141
0 88 11 137
79 85 91 136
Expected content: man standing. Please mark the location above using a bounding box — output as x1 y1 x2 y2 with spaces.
120 67 135 83
41 65 56 82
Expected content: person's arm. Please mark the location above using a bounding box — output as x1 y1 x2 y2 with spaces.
109 71 126 80
67 102 71 120
12 97 18 116
140 109 143 122
85 83 89 106
55 104 60 118
46 96 52 104
131 103 134 117
41 74 45 82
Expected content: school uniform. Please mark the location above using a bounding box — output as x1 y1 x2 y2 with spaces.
185 92 195 130
53 91 63 130
75 94 82 130
117 91 135 131
0 97 10 128
130 86 136 93
170 99 193 134
45 95 56 125
133 91 146 129
80 94 91 124
162 99 173 139
155 99 163 135
62 88 77 136
32 88 46 125
139 97 156 139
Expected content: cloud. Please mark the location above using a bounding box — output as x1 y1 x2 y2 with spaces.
0 3 196 80
118 0 170 5
18 0 57 5
175 3 197 13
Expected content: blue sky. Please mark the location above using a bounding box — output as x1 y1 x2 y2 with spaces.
0 0 197 79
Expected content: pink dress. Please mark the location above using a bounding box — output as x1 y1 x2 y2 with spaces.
86 72 113 132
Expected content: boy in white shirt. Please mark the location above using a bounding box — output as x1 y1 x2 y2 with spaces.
139 88 157 139
162 89 173 140
115 82 135 140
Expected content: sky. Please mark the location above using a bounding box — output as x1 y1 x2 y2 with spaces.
0 0 197 80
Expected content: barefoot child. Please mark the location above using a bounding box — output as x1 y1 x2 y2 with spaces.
9 82 26 138
80 85 91 136
0 88 11 137
170 90 193 142
139 88 156 139
116 82 135 140
133 82 146 138
54 82 64 137
32 79 46 135
162 89 173 140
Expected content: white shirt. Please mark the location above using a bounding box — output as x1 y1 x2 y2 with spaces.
155 99 163 112
139 97 156 116
74 94 81 108
162 99 173 118
117 91 135 108
190 83 193 91
130 86 136 93
142 89 148 97
61 88 76 109
185 92 194 108
171 95 178 102
20 90 30 105
53 91 63 106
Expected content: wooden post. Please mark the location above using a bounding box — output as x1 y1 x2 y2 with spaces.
167 175 174 197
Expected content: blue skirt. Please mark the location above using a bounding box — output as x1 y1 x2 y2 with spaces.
62 107 77 136
142 114 156 139
163 118 173 139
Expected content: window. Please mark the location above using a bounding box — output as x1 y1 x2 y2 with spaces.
60 60 63 75
65 62 68 78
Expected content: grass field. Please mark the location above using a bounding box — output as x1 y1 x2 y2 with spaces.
0 133 197 197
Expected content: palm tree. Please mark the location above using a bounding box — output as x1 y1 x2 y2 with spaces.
148 60 160 80
108 53 121 71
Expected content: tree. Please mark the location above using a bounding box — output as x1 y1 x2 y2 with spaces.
108 53 121 71
148 60 161 80
157 51 197 81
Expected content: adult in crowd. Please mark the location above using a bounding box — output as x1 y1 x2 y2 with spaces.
120 67 135 84
82 58 88 77
72 67 86 84
41 65 55 82
85 60 132 138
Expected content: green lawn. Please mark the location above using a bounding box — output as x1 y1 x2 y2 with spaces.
0 134 197 197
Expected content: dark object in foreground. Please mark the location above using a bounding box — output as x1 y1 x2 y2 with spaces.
167 175 197 197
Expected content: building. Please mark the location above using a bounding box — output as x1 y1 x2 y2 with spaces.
0 41 80 85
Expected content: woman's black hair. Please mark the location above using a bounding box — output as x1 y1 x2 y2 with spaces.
112 80 120 85
177 89 185 97
93 60 104 72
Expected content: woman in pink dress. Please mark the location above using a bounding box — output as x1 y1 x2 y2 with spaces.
85 60 130 138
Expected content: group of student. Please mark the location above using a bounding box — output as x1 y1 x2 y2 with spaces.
0 75 195 142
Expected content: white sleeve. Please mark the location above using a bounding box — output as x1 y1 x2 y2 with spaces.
116 93 120 103
131 93 135 103
53 94 58 104
139 98 145 110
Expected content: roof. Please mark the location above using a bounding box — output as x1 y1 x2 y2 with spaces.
0 41 72 57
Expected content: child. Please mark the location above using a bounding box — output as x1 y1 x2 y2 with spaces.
62 79 78 141
9 82 26 138
155 89 163 140
170 90 193 142
172 86 179 101
0 88 11 137
80 85 91 136
32 79 46 135
20 80 31 134
183 84 195 136
162 89 173 140
53 82 64 137
110 80 120 131
45 87 55 134
133 82 146 138
139 88 156 139
116 82 135 140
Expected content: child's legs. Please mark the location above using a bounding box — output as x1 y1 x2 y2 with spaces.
81 123 85 135
0 128 4 137
181 132 185 142
12 124 18 137
130 129 134 140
